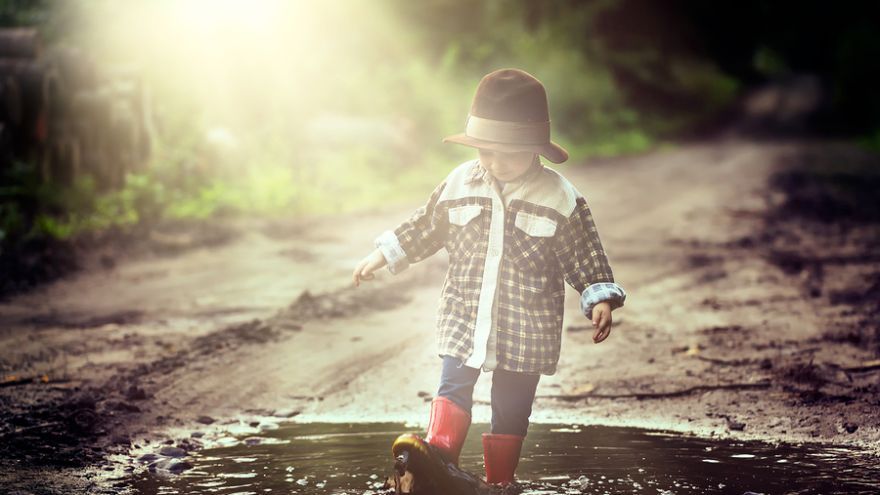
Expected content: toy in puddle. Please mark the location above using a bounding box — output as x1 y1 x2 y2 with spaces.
384 434 521 495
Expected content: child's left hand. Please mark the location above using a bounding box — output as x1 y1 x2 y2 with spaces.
591 301 613 344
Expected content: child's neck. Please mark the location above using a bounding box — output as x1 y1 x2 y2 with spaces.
489 156 540 184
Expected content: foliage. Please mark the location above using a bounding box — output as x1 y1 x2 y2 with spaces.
681 0 880 134
0 161 54 243
857 129 880 153
0 0 49 27
0 0 765 249
0 159 170 247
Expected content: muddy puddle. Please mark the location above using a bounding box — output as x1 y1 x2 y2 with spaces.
130 422 878 494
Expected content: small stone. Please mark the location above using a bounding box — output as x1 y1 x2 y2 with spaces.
159 446 187 457
726 418 746 431
154 458 193 473
111 401 141 413
166 460 193 473
126 386 149 401
196 415 215 425
112 434 131 445
177 439 198 451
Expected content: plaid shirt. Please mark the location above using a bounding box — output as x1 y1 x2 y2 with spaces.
375 159 626 374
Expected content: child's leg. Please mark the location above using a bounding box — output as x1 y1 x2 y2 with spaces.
424 355 479 465
482 369 540 485
437 355 481 412
489 369 540 435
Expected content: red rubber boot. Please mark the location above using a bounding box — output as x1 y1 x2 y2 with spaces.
482 433 524 485
424 396 471 465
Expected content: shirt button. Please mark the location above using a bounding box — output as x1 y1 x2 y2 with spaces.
489 249 500 257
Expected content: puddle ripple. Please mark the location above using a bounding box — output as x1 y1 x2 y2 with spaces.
131 423 878 494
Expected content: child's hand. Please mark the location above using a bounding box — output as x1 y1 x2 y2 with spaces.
591 301 613 344
352 248 387 287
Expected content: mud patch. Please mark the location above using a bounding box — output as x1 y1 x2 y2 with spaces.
0 236 79 302
278 245 318 262
287 287 411 320
0 219 238 302
654 142 880 450
768 167 880 224
761 146 880 358
20 310 145 330
0 386 121 468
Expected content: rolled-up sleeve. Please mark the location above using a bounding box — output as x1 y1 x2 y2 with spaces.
374 180 448 274
553 196 627 317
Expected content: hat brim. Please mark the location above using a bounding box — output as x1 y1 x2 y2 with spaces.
442 133 569 164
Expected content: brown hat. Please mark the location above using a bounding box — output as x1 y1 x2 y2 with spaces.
443 68 569 164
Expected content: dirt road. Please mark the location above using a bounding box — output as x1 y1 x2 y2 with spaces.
1 137 878 492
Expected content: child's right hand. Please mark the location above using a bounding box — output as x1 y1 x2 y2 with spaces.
352 248 387 287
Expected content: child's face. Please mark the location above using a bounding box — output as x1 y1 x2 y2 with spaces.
478 149 537 182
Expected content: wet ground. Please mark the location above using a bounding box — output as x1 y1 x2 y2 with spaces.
130 422 879 494
1 138 879 493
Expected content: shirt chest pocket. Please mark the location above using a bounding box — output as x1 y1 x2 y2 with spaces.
510 211 557 275
514 211 557 238
447 204 485 258
448 204 483 226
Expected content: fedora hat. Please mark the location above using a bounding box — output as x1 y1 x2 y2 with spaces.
443 68 569 164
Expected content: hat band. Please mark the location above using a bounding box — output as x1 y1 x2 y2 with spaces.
465 115 550 145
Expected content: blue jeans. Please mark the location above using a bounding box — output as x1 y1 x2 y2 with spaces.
437 355 541 437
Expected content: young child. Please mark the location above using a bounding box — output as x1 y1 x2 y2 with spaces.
352 68 626 486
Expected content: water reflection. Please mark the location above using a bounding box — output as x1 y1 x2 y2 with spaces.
132 422 878 494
